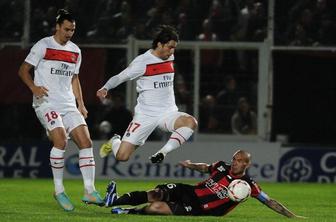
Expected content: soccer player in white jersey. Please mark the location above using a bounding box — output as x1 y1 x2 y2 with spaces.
97 25 198 163
18 9 103 211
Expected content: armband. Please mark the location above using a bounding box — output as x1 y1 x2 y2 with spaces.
256 191 269 203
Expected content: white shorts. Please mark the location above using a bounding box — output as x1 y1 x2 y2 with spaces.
122 111 191 146
35 104 86 135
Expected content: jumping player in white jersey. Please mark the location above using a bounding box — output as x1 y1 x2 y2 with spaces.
18 9 103 211
97 25 198 164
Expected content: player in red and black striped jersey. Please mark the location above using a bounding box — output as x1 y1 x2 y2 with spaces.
192 160 260 215
104 150 306 218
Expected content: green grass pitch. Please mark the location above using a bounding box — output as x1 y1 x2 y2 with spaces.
0 179 334 222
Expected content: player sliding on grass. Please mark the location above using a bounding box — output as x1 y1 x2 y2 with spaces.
97 25 197 164
18 9 103 211
103 150 306 218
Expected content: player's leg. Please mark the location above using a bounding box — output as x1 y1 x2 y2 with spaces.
100 134 136 161
110 202 172 215
105 181 165 207
100 114 157 161
99 134 122 158
35 105 74 211
48 127 67 194
111 183 193 215
66 111 103 205
49 128 75 211
141 202 196 215
151 112 198 163
99 133 136 161
112 188 164 206
107 183 182 206
149 183 197 215
144 201 173 215
70 125 97 194
105 182 171 215
114 141 137 161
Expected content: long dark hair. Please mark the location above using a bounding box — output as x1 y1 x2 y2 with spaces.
151 25 179 49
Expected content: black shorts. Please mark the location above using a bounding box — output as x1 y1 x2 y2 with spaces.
155 183 203 216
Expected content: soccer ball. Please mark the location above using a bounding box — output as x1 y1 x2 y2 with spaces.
227 179 251 202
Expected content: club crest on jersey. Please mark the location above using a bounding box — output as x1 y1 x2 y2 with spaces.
217 166 226 172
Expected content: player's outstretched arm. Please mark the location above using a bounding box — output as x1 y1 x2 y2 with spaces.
179 160 210 173
257 192 307 219
264 199 307 219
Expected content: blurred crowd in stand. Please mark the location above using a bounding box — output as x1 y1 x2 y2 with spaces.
1 0 335 142
275 0 336 46
1 0 335 44
1 0 269 43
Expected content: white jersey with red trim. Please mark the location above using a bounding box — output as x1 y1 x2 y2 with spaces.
104 49 178 117
25 36 81 113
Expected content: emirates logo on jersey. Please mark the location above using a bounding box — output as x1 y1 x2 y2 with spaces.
50 63 73 77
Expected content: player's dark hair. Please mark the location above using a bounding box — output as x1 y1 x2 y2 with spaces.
152 25 179 49
56 9 75 25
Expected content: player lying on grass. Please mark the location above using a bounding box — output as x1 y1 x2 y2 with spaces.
103 150 306 218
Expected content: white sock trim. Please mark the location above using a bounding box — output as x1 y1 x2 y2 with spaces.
112 139 121 157
79 148 96 193
50 147 65 194
159 127 194 155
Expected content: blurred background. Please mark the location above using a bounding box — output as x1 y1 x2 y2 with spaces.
0 0 336 182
